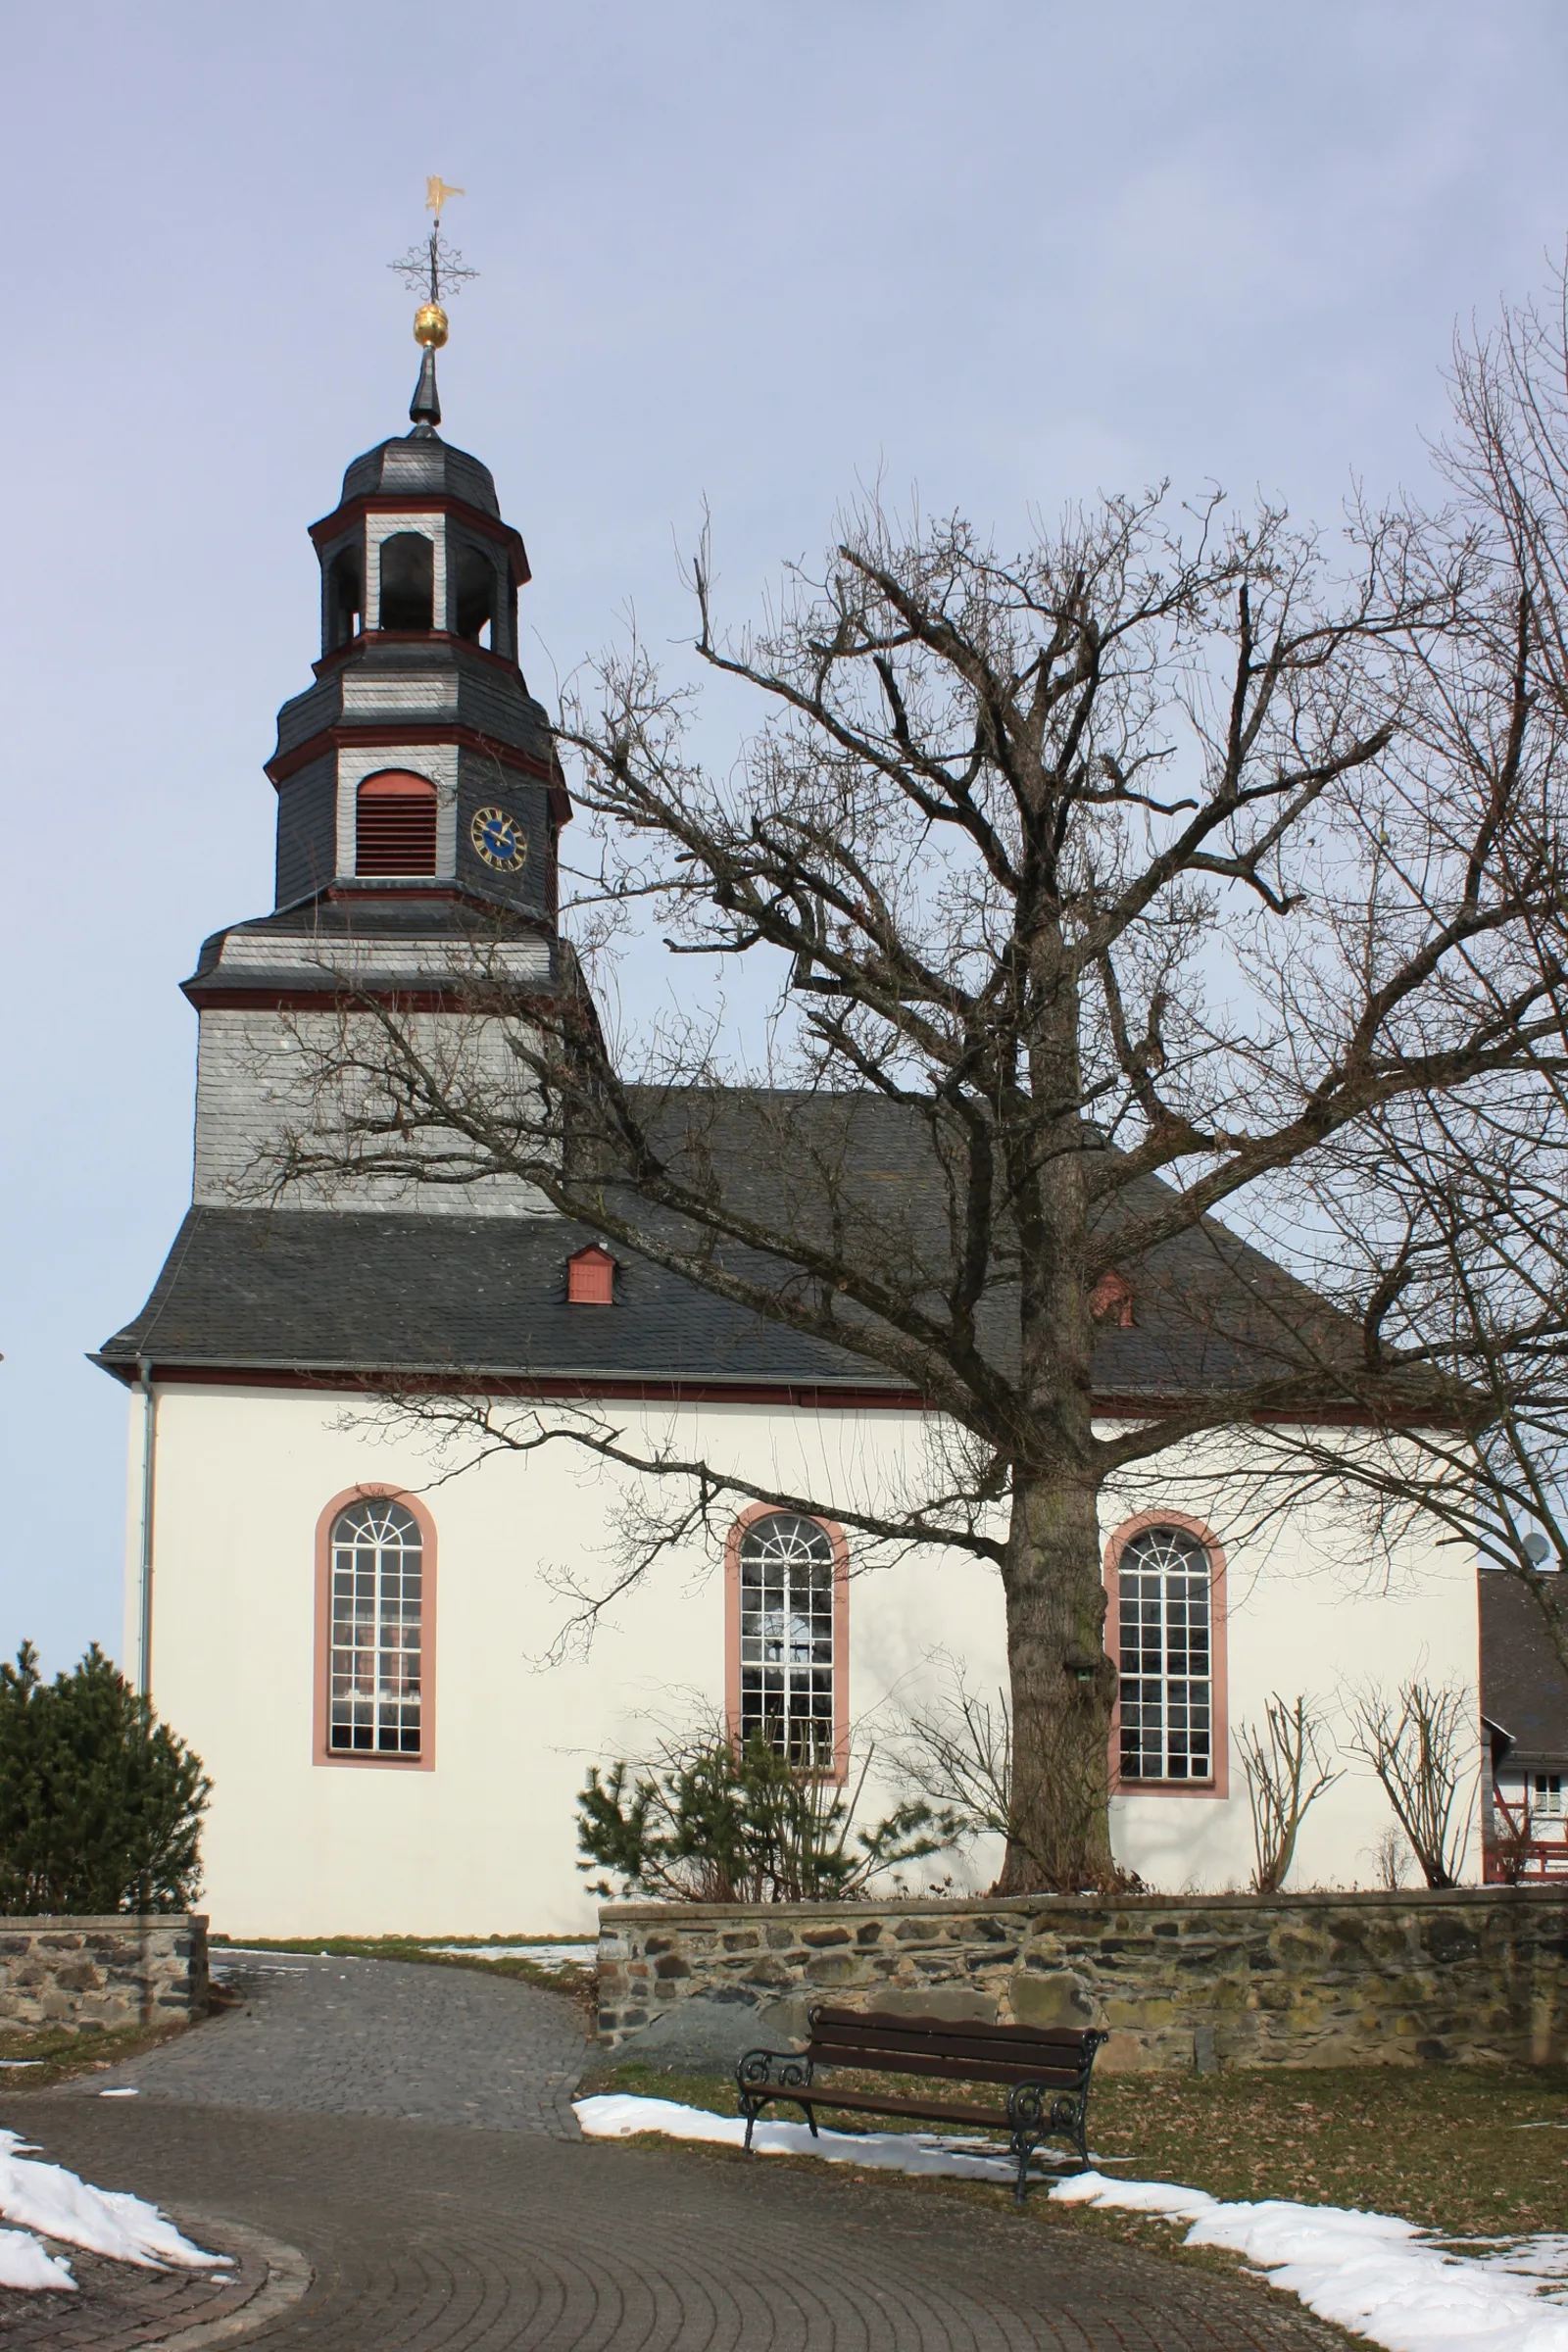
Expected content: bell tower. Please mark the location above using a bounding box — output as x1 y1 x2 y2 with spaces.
179 197 566 1215
267 229 564 924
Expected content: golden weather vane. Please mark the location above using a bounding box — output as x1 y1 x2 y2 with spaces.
389 181 477 428
390 178 477 352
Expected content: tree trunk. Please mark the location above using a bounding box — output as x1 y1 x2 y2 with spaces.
996 1467 1118 1892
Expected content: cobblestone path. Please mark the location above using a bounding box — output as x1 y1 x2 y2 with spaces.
64 1949 586 2134
0 1954 1356 2350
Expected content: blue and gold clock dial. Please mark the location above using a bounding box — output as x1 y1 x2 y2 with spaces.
470 807 527 873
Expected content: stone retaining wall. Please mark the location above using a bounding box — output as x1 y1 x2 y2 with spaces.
0 1915 209 2034
597 1888 1568 2071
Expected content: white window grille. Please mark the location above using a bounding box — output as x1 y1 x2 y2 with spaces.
1533 1773 1565 1820
738 1513 836 1765
1117 1524 1212 1783
328 1498 423 1756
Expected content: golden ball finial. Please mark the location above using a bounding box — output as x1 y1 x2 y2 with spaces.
414 302 449 349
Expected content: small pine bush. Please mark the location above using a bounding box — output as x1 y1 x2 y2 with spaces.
0 1643 211 1914
578 1728 953 1902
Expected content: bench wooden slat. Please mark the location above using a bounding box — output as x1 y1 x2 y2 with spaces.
804 2043 1086 2090
807 2022 1093 2065
798 2087 1017 2130
810 2006 1094 2051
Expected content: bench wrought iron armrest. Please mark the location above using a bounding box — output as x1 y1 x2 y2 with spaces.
1004 2030 1107 2206
736 2048 816 2151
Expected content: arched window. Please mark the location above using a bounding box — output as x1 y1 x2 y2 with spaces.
378 530 434 630
734 1512 839 1767
1114 1522 1214 1785
325 1497 424 1757
356 770 438 875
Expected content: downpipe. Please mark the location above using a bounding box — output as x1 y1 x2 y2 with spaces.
135 1355 157 1698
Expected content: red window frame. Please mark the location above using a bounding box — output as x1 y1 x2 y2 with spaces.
313 1485 438 1770
1103 1509 1229 1798
723 1503 851 1784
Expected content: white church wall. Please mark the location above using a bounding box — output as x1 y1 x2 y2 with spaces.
1101 1435 1483 1893
126 1388 1482 1938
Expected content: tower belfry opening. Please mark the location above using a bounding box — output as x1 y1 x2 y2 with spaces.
378 532 435 631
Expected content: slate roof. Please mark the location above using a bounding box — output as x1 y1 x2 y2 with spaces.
96 1208 864 1386
335 430 501 518
270 634 553 771
181 899 564 1002
95 1091 1361 1398
1480 1573 1568 1769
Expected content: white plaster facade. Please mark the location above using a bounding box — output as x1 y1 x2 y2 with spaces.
124 1382 1484 1939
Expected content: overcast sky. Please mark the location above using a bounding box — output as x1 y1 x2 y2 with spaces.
5 1 1568 1673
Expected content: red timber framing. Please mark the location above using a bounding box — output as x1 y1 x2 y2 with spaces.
1485 1785 1568 1881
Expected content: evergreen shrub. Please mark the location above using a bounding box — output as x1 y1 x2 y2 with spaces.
578 1728 953 1902
0 1643 211 1913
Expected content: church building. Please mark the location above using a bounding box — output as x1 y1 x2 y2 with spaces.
96 332 1485 1936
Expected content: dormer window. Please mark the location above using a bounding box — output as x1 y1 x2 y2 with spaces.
567 1246 615 1304
1090 1270 1135 1328
378 531 435 631
356 771 438 875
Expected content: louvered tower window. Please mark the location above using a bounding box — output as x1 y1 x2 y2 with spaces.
356 771 438 875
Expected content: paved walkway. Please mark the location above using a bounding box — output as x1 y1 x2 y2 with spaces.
66 1949 585 2134
0 1954 1354 2351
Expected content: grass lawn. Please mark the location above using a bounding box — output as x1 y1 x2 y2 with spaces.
584 2053 1568 2241
211 1934 597 2017
0 2019 188 2089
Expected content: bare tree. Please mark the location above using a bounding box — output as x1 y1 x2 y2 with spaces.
254 291 1568 1892
1157 267 1568 1682
1238 1694 1342 1893
1348 1681 1474 1888
1370 1824 1412 1890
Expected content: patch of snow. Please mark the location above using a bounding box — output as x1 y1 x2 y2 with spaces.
425 1942 596 1968
1056 2172 1568 2352
0 2131 229 2272
1479 2235 1568 2278
575 2093 1054 2184
576 2096 1568 2352
98 2088 138 2099
0 2229 75 2291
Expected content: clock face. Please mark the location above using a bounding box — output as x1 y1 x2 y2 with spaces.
470 806 527 873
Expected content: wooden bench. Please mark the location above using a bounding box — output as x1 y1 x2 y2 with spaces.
736 2004 1107 2205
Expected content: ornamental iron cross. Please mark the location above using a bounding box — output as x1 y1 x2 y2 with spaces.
390 178 476 306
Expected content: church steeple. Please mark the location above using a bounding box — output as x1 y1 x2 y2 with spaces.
250 192 566 930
